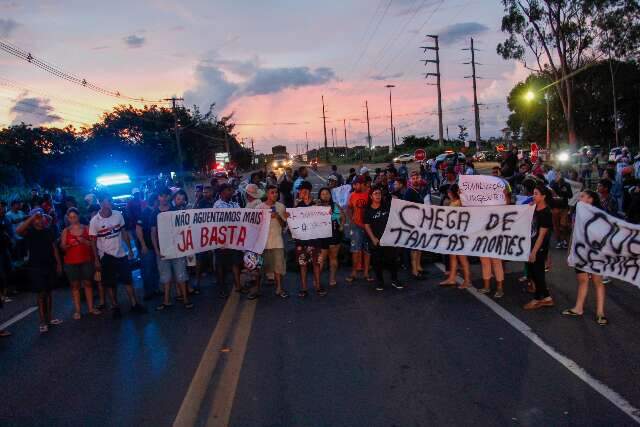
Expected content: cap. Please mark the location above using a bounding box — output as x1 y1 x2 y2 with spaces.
245 183 265 200
360 166 369 174
29 207 44 216
327 175 338 181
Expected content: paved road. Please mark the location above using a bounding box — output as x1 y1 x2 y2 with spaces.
1 162 639 426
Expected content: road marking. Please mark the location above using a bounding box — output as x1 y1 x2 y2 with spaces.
0 306 37 330
173 292 240 427
205 299 257 427
309 168 327 183
434 262 640 424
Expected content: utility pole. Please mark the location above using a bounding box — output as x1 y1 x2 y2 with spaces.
463 37 481 148
321 96 329 162
422 35 443 146
385 84 396 150
343 119 348 149
163 96 185 176
366 100 372 160
305 132 309 154
250 138 255 165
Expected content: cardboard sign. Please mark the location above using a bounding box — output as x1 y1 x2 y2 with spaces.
380 199 534 261
568 202 640 286
286 206 332 240
157 208 271 259
331 185 352 209
458 175 508 206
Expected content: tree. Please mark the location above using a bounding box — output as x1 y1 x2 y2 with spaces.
457 125 469 143
506 60 640 147
497 0 640 149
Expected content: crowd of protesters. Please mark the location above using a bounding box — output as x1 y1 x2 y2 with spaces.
1 147 639 337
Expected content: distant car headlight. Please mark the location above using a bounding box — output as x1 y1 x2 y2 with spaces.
557 151 570 162
272 161 278 167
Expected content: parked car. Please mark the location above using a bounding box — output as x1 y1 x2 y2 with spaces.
393 153 414 163
435 152 466 168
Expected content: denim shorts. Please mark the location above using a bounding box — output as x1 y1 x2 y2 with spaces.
349 226 368 253
156 256 189 284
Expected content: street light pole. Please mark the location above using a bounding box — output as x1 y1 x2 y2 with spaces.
386 84 395 150
545 92 550 151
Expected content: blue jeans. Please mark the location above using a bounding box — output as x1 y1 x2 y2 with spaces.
140 249 159 296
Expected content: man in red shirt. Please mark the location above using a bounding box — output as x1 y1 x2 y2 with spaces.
346 176 371 282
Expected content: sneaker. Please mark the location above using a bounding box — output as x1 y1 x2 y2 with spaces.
555 242 564 249
494 290 504 299
112 307 122 319
39 324 48 334
390 281 404 290
375 283 385 291
561 241 569 249
131 304 148 314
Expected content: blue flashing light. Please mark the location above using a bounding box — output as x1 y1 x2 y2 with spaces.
96 173 132 186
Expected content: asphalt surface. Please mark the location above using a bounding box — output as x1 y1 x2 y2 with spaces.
1 162 639 426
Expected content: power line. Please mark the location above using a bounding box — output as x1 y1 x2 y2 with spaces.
0 40 171 104
347 0 394 76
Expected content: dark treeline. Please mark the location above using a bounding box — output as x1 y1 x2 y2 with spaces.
0 104 252 188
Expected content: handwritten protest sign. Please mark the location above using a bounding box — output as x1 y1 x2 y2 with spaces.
286 206 332 240
568 202 640 286
380 199 534 261
458 175 507 206
157 208 271 259
332 185 352 209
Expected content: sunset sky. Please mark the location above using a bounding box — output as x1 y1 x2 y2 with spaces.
0 0 530 152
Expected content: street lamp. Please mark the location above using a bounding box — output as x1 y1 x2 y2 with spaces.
385 84 395 150
524 89 551 151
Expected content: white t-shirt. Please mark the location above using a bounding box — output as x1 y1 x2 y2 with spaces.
256 201 285 249
89 210 127 258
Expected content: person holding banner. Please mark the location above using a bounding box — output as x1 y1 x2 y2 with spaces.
317 187 345 288
394 177 425 280
256 185 289 299
364 186 402 291
439 185 471 289
291 181 327 297
213 184 244 298
523 185 555 310
151 188 193 311
562 190 608 325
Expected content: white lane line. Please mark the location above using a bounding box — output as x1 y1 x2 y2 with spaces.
434 262 640 424
173 292 241 427
0 306 37 330
205 299 257 427
309 168 327 183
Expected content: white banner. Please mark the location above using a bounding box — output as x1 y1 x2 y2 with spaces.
568 202 640 286
157 208 271 259
331 185 352 209
380 199 534 261
566 179 583 207
458 175 508 206
286 206 332 240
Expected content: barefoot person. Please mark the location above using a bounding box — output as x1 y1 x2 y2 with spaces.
16 208 64 333
523 184 555 310
60 208 100 319
562 190 608 325
440 185 471 288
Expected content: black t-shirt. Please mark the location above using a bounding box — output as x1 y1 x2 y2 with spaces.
550 180 572 209
151 205 175 229
365 204 390 239
136 207 155 249
531 206 552 252
196 198 215 209
24 227 56 269
400 187 422 204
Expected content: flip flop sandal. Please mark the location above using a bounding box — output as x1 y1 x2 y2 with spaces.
73 313 81 320
345 276 356 283
329 282 338 288
184 302 195 309
316 288 328 296
596 315 609 325
49 319 63 326
247 293 261 300
276 291 289 299
298 290 308 298
365 276 375 283
156 303 174 311
478 288 491 294
562 309 583 317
